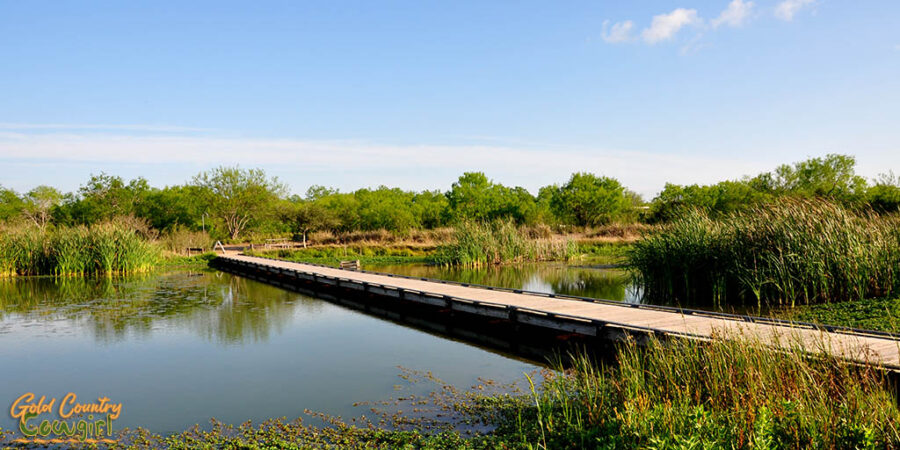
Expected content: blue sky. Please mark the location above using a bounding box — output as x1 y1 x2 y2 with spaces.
1 0 898 198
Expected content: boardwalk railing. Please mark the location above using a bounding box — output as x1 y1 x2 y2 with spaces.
213 254 900 370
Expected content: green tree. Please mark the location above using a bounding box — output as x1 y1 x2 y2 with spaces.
58 173 151 224
0 185 24 222
867 172 900 213
193 167 287 240
22 185 63 230
769 153 867 202
446 172 537 224
648 180 770 223
283 200 340 247
136 185 206 231
412 190 449 229
549 173 630 226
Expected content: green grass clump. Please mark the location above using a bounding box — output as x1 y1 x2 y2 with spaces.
0 222 160 276
630 198 900 306
433 221 577 267
489 337 900 448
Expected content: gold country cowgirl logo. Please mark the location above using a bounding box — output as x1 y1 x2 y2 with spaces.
9 392 123 444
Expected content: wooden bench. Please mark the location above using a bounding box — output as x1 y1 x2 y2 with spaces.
264 238 291 249
340 260 361 271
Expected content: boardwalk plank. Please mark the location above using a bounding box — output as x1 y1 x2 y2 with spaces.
220 255 900 368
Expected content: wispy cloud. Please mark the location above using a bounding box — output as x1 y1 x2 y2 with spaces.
601 1 810 50
642 8 702 44
711 0 755 28
774 0 814 21
0 123 212 133
601 20 635 43
0 128 771 198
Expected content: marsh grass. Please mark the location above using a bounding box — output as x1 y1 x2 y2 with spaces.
0 222 160 276
492 336 900 448
630 198 900 306
433 221 578 267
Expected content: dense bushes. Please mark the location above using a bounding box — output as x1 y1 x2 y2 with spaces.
0 222 159 276
630 199 900 306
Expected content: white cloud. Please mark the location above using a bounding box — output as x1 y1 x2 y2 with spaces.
601 20 635 43
641 8 701 44
711 0 755 28
0 122 211 133
774 0 814 21
0 128 773 199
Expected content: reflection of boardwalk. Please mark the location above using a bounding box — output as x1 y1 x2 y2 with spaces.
215 254 900 369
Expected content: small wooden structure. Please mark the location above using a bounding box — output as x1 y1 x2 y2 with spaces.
339 260 361 271
265 238 291 249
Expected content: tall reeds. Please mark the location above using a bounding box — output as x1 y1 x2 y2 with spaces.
0 221 160 276
506 336 900 448
629 198 900 306
433 220 577 266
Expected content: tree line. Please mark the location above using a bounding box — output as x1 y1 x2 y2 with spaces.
0 154 897 241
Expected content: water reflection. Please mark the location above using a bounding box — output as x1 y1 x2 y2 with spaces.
0 271 314 344
0 270 539 434
366 263 642 303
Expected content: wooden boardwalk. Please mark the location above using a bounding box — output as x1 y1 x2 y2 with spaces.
216 254 900 369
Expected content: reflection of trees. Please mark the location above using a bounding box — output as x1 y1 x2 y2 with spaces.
0 271 318 345
369 264 634 302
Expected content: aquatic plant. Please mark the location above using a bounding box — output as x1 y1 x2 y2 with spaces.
0 221 160 276
433 220 577 266
497 336 900 448
630 198 900 306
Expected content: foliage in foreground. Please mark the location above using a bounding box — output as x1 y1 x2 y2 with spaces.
493 336 900 449
0 222 159 276
6 336 896 449
630 198 900 306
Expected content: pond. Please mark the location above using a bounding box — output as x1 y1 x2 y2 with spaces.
0 261 761 437
365 262 642 303
0 270 540 435
363 263 772 316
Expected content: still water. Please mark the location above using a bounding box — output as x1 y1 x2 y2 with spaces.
367 263 642 303
0 270 544 435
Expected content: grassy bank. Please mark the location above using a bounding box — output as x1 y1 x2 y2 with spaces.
15 336 896 448
0 223 160 276
246 245 433 266
246 222 628 268
630 198 900 307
